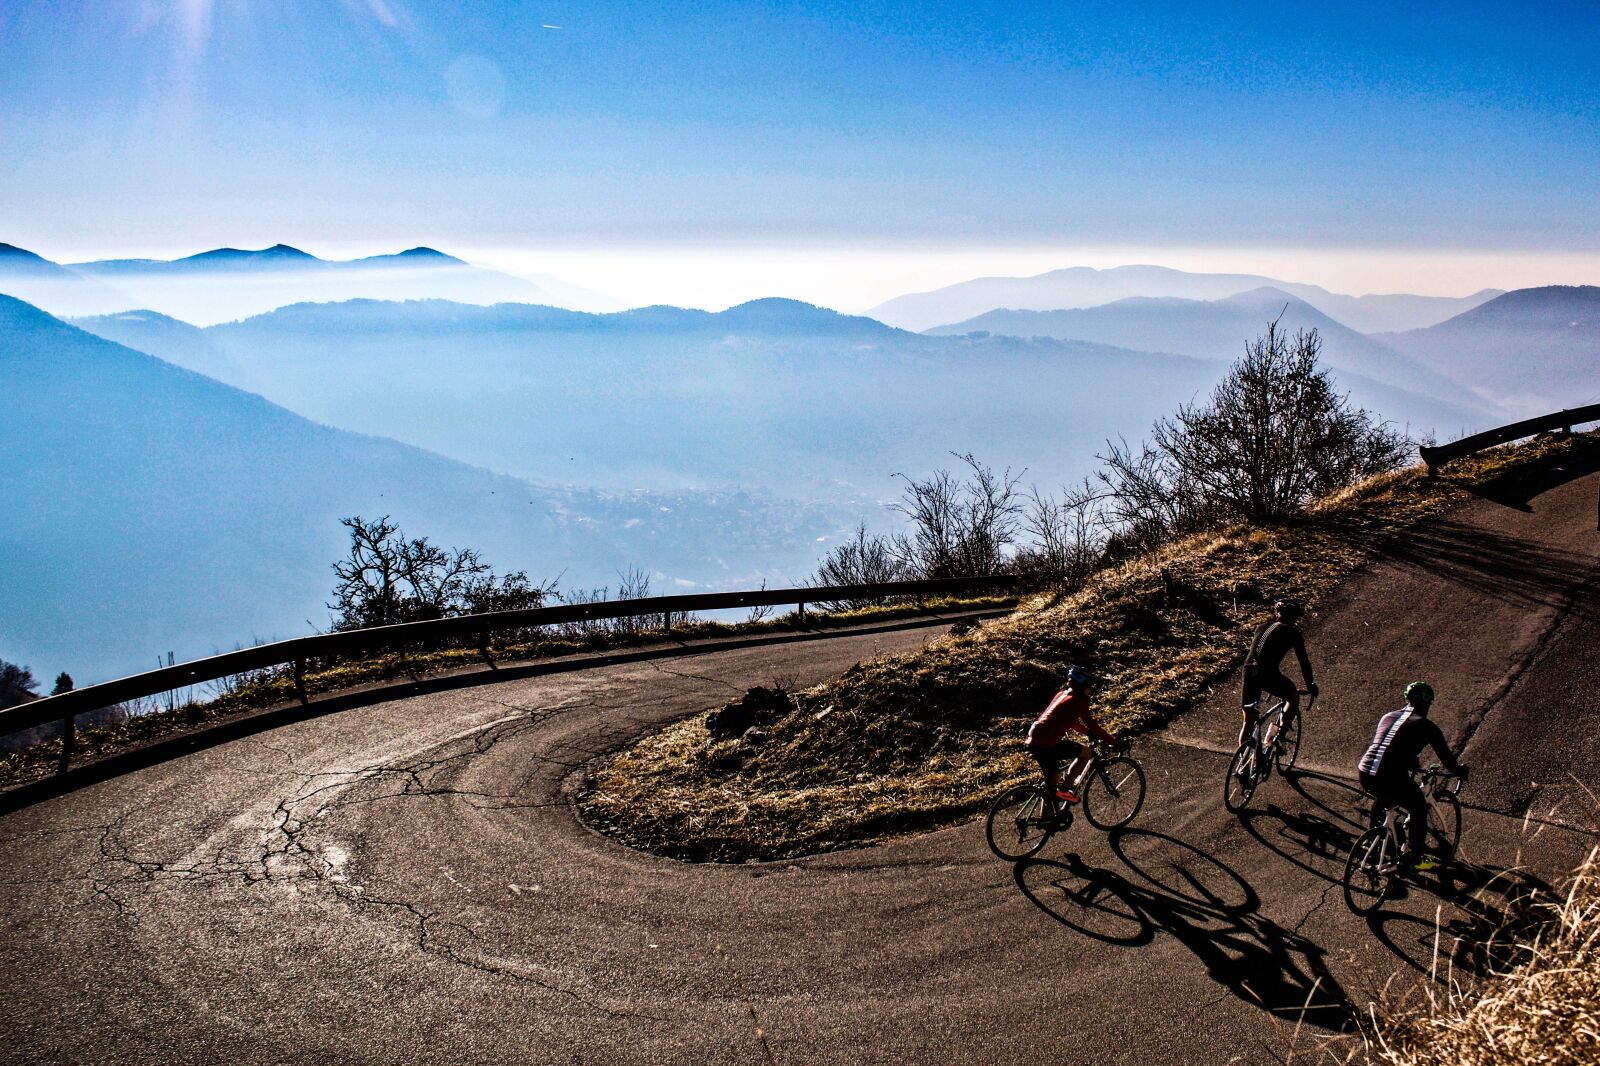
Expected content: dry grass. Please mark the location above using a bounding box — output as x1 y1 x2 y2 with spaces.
579 432 1600 863
1371 848 1600 1065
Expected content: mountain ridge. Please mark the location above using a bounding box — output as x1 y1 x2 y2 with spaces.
71 292 1488 503
0 241 619 323
1381 286 1600 414
926 285 1490 414
1 294 855 682
869 263 1504 334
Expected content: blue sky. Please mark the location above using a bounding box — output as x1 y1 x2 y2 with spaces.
3 0 1598 300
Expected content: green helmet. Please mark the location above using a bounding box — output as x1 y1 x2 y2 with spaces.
1404 681 1435 706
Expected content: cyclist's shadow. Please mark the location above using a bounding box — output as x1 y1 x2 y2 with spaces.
1360 859 1556 979
1235 769 1367 884
1239 768 1558 980
1013 829 1355 1033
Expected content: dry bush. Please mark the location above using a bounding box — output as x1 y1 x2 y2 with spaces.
1097 320 1408 549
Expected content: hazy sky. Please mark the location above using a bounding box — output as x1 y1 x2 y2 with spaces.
4 0 1599 306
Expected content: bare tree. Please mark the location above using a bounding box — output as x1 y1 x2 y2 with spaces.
328 515 552 631
1095 319 1408 543
812 524 909 608
892 453 1024 578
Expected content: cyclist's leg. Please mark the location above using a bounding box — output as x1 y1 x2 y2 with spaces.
1031 747 1062 795
1263 671 1298 726
1240 671 1263 746
1066 741 1092 791
1359 771 1389 833
1396 777 1429 859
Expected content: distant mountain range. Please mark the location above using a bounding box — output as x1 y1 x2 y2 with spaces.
1381 286 1600 414
0 295 853 683
73 242 344 274
869 264 1503 334
926 286 1490 414
0 242 619 323
75 295 1487 508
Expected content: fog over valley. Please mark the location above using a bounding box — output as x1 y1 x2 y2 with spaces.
3 241 1595 682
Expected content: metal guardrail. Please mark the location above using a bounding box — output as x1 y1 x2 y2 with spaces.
1420 403 1600 475
1 574 1022 764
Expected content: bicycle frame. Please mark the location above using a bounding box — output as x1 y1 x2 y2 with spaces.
1037 742 1129 816
1375 769 1461 862
1250 698 1290 749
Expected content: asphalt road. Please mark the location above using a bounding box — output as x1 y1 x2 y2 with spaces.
3 467 1598 1065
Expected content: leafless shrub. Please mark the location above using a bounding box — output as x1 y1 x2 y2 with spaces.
891 452 1024 578
552 566 687 640
745 581 776 623
1016 478 1107 588
812 524 910 609
1095 319 1408 547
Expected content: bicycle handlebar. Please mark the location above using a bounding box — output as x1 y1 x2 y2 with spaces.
1415 766 1465 794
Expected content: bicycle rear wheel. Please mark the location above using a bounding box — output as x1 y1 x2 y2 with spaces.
1427 793 1462 861
986 783 1053 861
1275 708 1302 772
1224 743 1258 814
1343 827 1392 915
1083 756 1146 830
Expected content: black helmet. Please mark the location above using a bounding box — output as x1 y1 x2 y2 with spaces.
1274 599 1305 621
1066 665 1094 689
1404 681 1435 707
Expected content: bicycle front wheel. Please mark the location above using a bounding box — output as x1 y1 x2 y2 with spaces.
1224 743 1258 814
1343 827 1392 915
986 784 1052 861
1084 756 1146 830
1276 709 1302 772
1427 793 1462 861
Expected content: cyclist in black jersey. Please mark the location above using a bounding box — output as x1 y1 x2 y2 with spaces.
1357 681 1469 870
1239 599 1318 747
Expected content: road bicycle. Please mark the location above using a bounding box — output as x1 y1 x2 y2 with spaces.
985 741 1147 861
1342 766 1464 915
1224 690 1311 814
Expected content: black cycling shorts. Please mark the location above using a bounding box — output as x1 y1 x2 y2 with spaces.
1242 668 1297 709
1031 747 1063 782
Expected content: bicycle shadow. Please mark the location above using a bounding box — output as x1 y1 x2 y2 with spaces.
1360 860 1556 980
1234 769 1368 884
1234 769 1558 981
1014 829 1356 1033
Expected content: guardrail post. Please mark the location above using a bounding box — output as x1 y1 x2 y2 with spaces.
293 659 308 706
661 611 670 634
56 714 75 775
797 601 807 627
477 631 496 670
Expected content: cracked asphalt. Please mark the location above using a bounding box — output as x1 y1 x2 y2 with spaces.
4 467 1599 1065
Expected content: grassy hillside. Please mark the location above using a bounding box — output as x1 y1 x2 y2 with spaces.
578 433 1597 862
